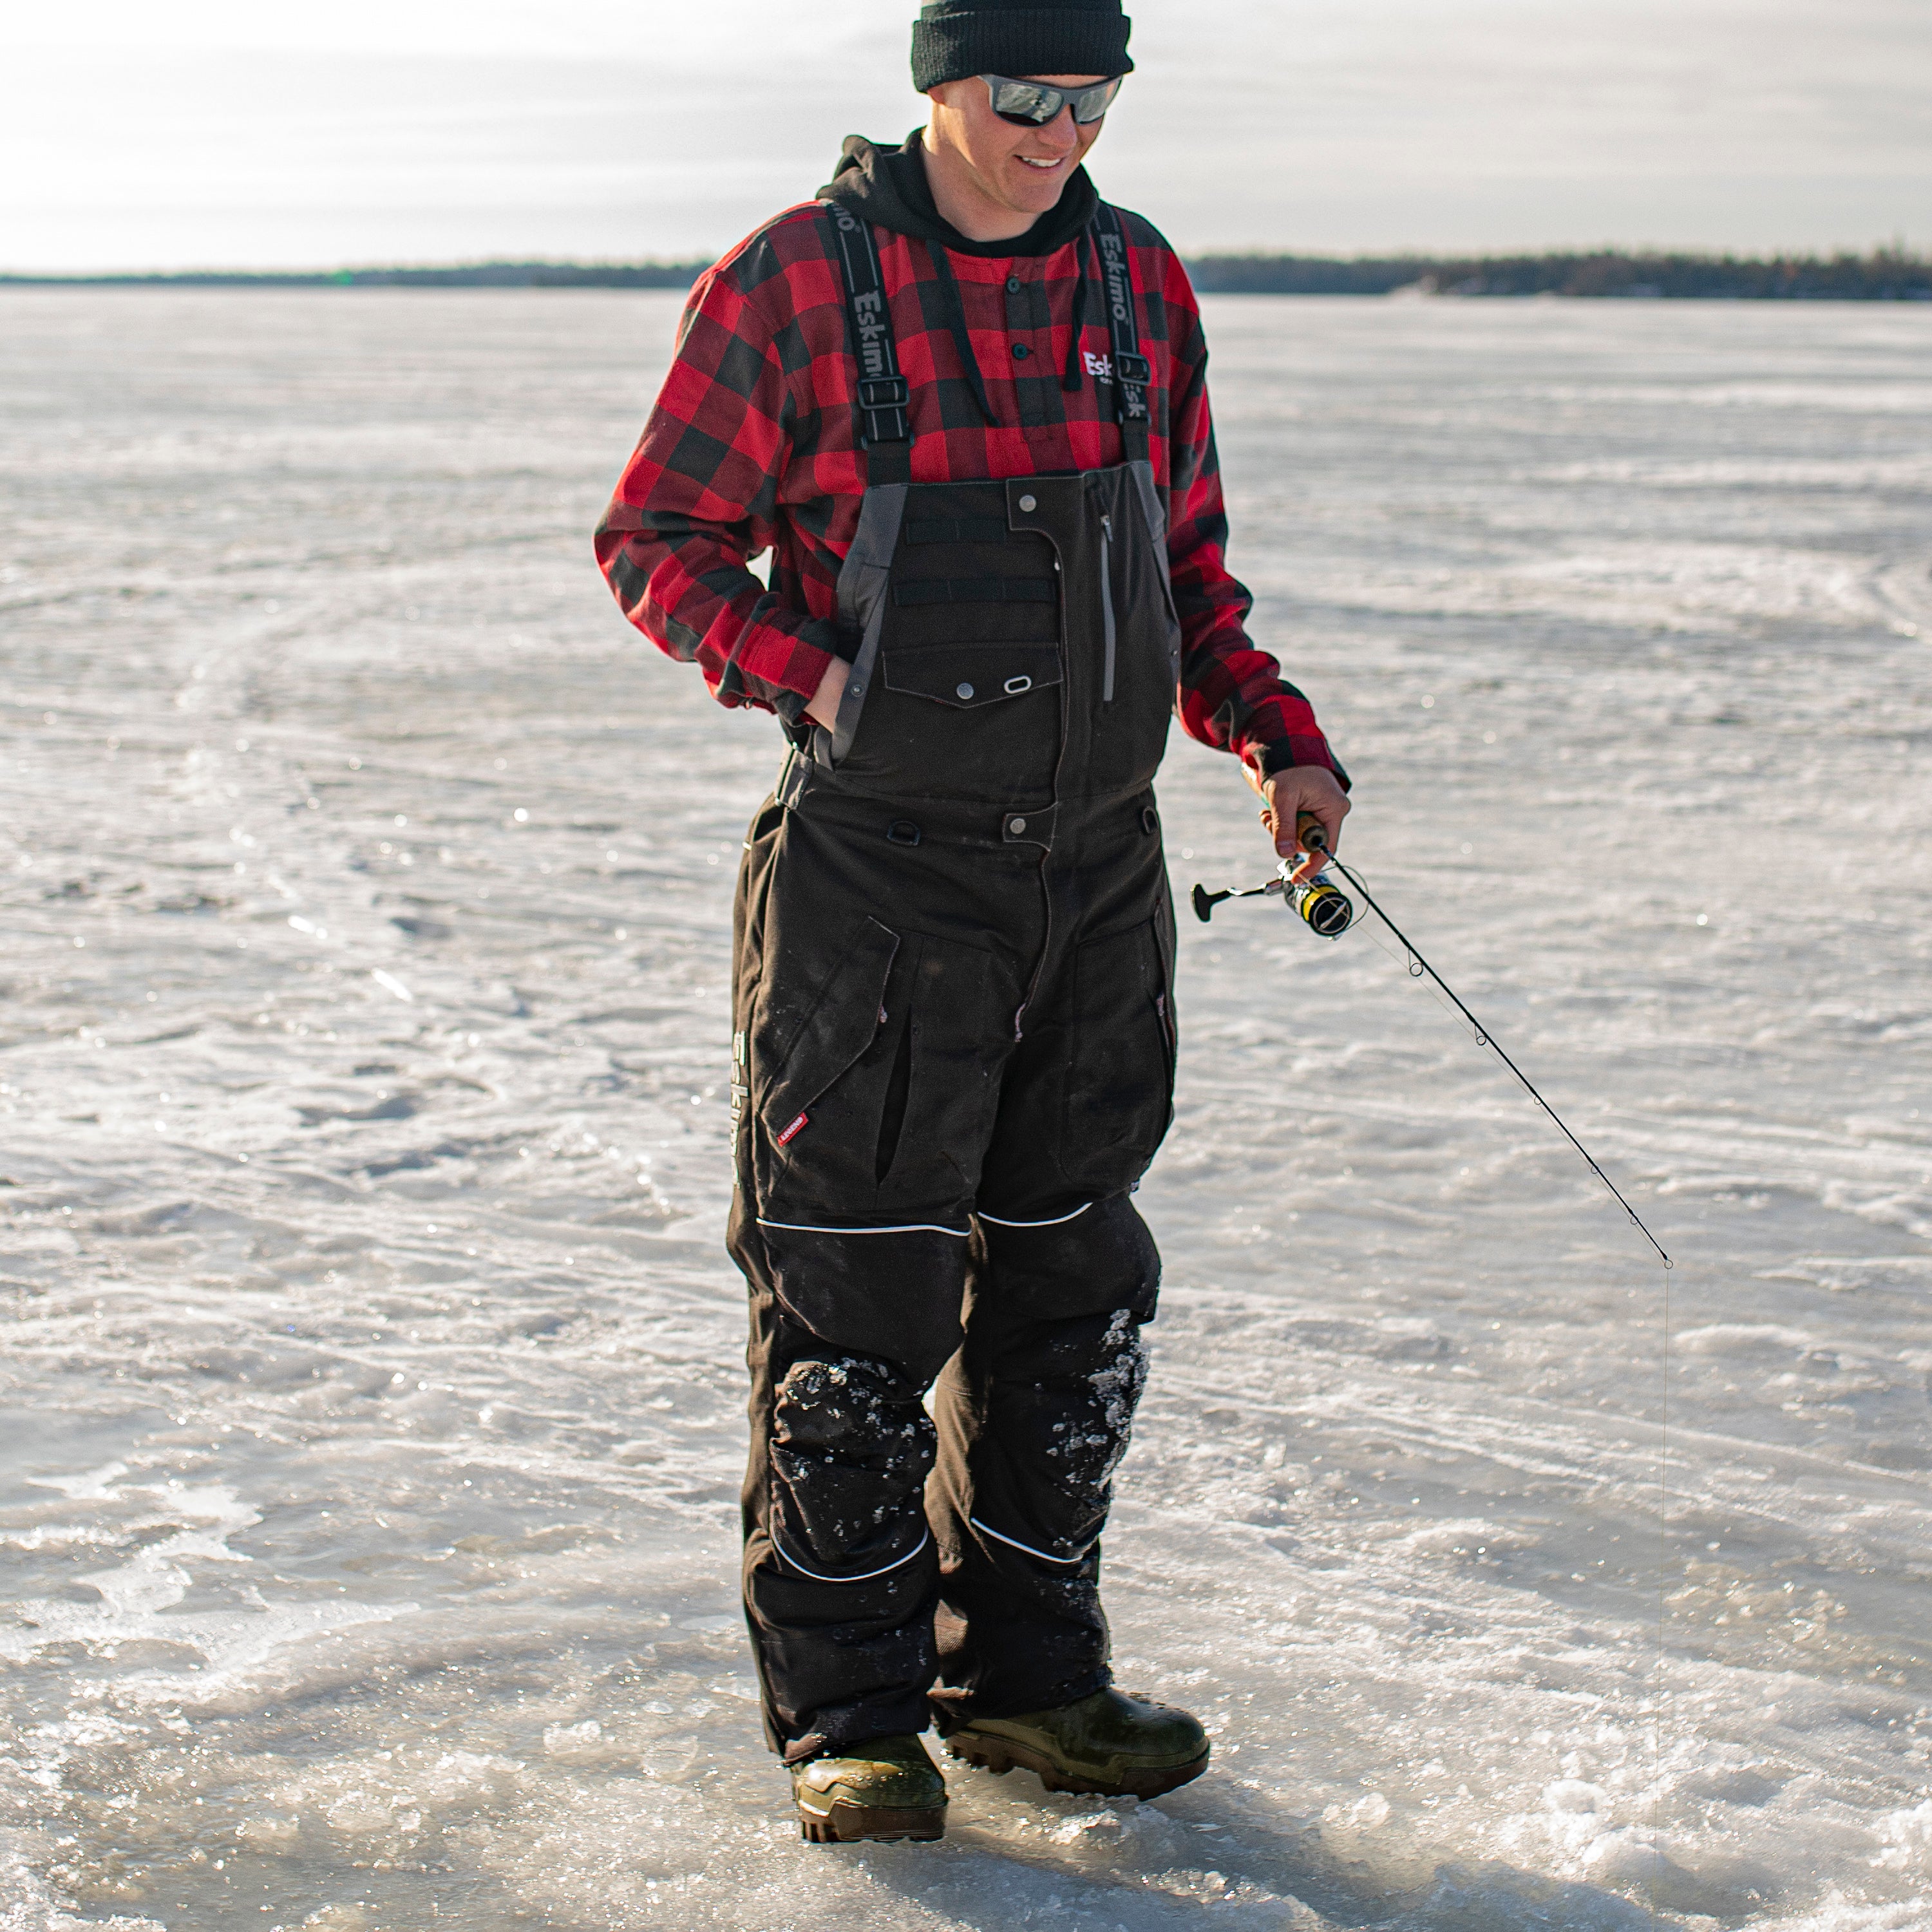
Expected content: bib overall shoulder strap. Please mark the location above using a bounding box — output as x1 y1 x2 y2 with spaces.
1092 202 1152 466
820 202 913 488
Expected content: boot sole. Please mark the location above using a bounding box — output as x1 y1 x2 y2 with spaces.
797 1798 946 1844
945 1732 1210 1799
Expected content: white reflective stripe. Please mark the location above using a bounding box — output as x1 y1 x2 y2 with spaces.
970 1515 1088 1566
773 1529 931 1584
758 1218 971 1238
977 1201 1093 1229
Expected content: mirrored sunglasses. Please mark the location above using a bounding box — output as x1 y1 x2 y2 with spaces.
981 73 1124 128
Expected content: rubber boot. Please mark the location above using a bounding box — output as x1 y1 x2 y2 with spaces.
791 1734 948 1844
937 1687 1209 1798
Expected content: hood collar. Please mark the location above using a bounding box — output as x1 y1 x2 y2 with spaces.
818 130 1098 258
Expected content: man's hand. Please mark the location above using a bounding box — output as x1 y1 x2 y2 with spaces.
1256 764 1351 883
804 655 850 730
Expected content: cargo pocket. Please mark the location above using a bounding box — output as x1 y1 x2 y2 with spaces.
753 917 902 1214
870 929 1000 1211
753 920 999 1221
1061 917 1176 1193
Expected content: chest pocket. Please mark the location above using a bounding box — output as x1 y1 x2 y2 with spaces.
882 643 1063 708
880 509 1062 710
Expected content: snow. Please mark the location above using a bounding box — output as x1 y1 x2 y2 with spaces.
1 287 1929 1929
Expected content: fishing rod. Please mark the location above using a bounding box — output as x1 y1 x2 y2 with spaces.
1193 816 1672 1270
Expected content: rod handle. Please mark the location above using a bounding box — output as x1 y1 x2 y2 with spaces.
1264 805 1331 855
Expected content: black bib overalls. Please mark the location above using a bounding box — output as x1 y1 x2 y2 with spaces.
729 204 1185 1762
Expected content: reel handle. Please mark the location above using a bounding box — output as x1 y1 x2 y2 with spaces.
1196 813 1335 925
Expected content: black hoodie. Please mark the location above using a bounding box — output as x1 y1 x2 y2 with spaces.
818 129 1099 257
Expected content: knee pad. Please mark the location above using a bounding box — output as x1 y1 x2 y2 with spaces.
773 1352 936 1472
768 1352 938 1578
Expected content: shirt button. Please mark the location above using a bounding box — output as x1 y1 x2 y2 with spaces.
1006 276 1022 293
1009 817 1027 835
1012 343 1030 360
956 682 975 700
1018 493 1037 512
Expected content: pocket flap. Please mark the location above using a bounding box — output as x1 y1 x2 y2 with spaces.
758 917 901 1135
882 645 1063 708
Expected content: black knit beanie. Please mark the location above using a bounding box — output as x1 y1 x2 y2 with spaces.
911 0 1133 93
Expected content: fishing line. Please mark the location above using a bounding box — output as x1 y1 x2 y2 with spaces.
1356 913 1497 1047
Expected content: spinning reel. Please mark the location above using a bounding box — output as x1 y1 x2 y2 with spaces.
1191 815 1353 937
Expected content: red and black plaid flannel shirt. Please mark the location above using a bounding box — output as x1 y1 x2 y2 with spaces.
594 200 1341 780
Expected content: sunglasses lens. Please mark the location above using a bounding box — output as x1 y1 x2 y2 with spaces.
1073 77 1124 123
989 79 1059 125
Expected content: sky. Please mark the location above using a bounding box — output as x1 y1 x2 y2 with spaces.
3 0 1929 272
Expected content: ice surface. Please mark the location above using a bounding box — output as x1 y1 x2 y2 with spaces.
1 289 1929 1929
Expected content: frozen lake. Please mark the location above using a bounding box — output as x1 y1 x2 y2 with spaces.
1 288 1929 1931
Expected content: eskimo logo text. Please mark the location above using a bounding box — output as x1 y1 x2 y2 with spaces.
853 290 890 381
828 207 893 383
1099 230 1132 331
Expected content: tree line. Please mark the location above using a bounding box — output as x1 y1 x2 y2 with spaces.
1184 247 1931 299
5 248 1927 299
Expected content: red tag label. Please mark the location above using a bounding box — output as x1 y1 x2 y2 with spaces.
777 1112 810 1146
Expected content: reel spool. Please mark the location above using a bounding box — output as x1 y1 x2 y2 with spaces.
1293 878 1353 936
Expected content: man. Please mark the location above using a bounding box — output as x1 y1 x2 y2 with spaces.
596 0 1349 1845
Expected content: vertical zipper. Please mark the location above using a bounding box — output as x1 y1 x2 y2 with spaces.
1012 853 1052 1041
1099 513 1117 703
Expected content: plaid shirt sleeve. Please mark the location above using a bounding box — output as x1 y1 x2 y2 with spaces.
593 223 844 719
1143 234 1345 784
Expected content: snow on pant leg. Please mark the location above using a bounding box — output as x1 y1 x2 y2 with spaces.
928 1193 1160 1723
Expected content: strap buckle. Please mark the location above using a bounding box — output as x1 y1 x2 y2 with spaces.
1114 352 1151 386
857 375 909 410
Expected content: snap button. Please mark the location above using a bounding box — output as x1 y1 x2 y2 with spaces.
1018 493 1036 512
1012 343 1030 360
956 681 975 700
886 819 922 847
1009 817 1027 835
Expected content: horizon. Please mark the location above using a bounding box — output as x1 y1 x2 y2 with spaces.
4 0 1928 276
3 240 1927 285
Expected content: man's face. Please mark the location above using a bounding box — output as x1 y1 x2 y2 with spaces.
925 74 1112 219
